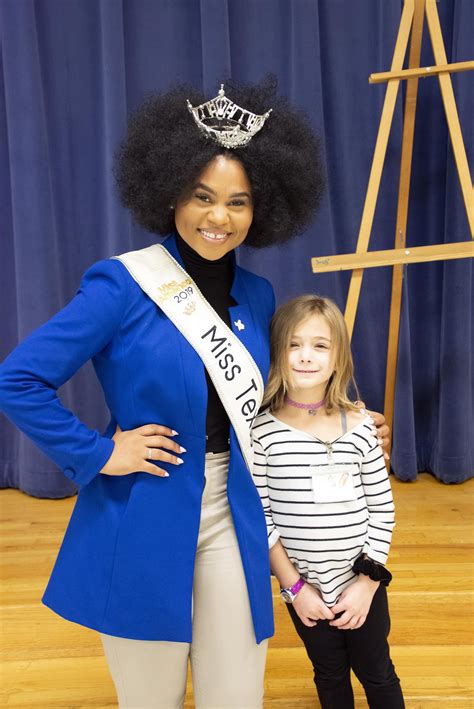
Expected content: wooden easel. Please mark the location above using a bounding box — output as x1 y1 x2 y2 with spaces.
312 0 474 462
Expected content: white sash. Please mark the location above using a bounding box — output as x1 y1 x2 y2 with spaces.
114 244 264 473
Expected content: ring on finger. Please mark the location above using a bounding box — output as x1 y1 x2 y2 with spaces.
147 448 153 460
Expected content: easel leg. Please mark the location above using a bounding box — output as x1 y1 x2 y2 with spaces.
426 0 474 235
384 0 425 463
345 0 414 338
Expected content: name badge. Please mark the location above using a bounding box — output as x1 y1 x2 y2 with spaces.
310 464 358 504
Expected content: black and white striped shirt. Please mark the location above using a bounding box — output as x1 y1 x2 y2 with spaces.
251 410 395 606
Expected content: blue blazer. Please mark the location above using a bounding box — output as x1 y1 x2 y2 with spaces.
0 235 275 642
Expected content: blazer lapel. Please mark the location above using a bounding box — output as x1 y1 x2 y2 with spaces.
229 267 266 372
162 235 266 375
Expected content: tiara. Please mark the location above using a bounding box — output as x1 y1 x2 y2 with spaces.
187 84 272 149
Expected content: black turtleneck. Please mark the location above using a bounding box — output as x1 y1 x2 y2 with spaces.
176 233 236 453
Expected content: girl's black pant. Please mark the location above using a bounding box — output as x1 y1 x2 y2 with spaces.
286 584 405 709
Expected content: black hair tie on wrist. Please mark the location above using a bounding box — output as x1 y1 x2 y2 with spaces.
352 555 392 586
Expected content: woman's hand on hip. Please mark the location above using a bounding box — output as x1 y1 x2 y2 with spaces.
292 583 335 628
100 424 185 478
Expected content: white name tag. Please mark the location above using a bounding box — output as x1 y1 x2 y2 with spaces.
310 464 357 504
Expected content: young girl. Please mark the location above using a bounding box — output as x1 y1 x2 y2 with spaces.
251 295 404 709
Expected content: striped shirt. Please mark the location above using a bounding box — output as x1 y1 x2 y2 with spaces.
251 410 395 606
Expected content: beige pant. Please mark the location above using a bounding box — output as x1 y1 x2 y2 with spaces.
101 452 268 709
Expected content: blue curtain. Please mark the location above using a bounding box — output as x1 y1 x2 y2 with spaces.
0 0 472 496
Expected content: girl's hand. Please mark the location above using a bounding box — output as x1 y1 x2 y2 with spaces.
100 424 185 478
329 575 379 630
354 400 390 460
292 583 335 628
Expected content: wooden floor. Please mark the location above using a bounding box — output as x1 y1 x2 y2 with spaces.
1 473 473 708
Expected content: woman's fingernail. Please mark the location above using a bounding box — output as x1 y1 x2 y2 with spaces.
179 446 187 453
377 438 383 445
171 430 178 436
176 457 184 465
163 472 169 477
360 408 367 414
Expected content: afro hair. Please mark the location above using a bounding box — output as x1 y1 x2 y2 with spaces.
115 75 325 248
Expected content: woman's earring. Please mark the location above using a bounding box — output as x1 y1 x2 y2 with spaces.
169 204 174 211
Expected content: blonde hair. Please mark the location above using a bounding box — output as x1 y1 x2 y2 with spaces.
263 294 360 413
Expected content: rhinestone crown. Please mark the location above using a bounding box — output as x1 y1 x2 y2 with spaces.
187 84 272 149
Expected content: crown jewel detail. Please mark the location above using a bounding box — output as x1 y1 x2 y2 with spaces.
187 85 272 149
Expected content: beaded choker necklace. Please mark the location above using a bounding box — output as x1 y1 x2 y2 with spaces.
285 395 326 416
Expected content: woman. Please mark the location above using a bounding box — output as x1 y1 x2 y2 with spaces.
0 77 386 707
